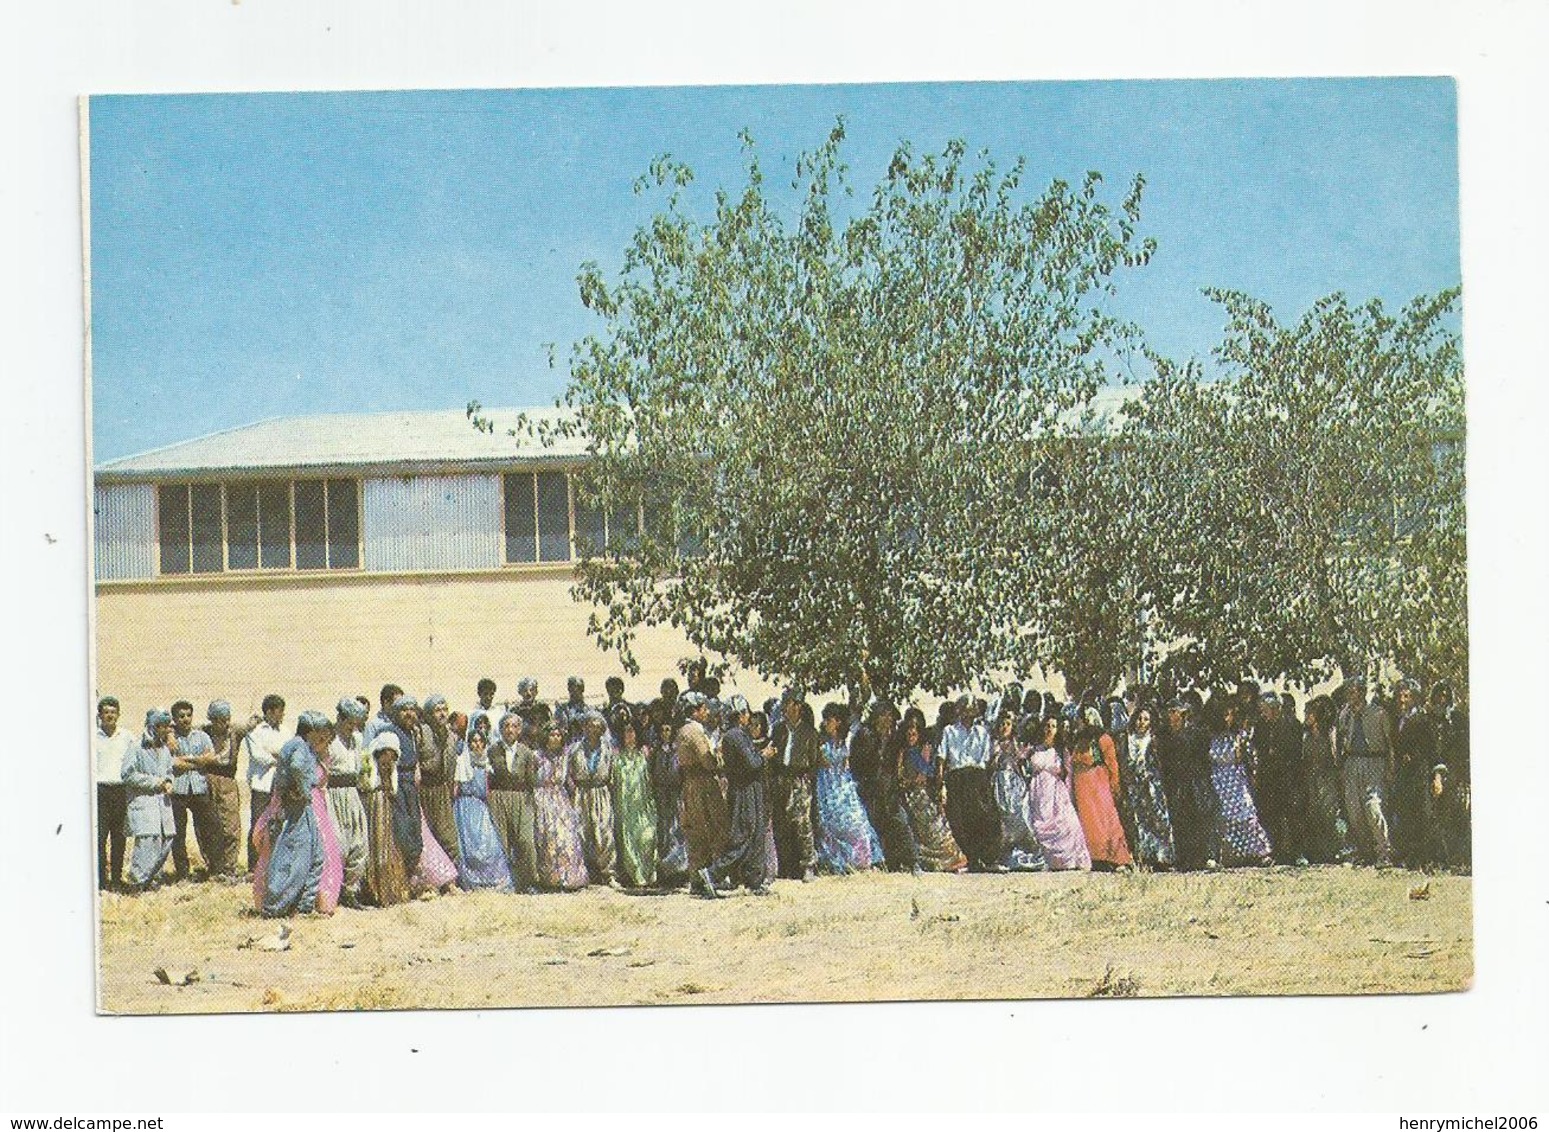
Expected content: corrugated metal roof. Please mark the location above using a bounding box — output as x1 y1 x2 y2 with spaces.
95 387 1144 481
95 406 588 481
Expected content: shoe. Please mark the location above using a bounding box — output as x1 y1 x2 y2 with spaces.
801 867 816 883
694 867 723 899
750 885 772 896
912 864 925 877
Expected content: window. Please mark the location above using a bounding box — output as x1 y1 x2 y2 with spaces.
501 470 643 565
155 478 361 575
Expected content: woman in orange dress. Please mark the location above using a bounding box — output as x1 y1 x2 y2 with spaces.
1065 707 1133 870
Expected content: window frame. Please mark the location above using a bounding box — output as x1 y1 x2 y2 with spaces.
153 477 364 577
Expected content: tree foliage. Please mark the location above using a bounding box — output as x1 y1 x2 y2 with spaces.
538 121 1156 697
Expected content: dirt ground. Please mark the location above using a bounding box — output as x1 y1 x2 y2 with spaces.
95 865 1471 1014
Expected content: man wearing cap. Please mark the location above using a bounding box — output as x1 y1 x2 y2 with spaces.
122 709 177 892
93 696 135 891
327 698 371 907
1156 698 1218 871
243 694 287 871
677 692 729 893
769 692 819 882
198 701 243 878
166 700 219 882
704 695 770 896
417 694 461 867
1335 677 1395 866
1252 692 1308 865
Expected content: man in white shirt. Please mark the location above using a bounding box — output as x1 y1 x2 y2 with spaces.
939 695 1000 872
243 693 287 870
94 696 136 891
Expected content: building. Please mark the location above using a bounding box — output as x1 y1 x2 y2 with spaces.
92 406 777 722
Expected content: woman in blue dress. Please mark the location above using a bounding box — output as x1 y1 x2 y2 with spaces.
1114 703 1178 869
813 703 884 874
256 711 339 918
1206 695 1274 867
453 729 515 891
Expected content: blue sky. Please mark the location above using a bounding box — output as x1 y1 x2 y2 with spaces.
87 78 1459 462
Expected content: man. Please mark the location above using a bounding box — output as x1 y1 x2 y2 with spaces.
243 694 287 870
1156 698 1218 871
1428 682 1470 869
467 678 499 738
939 694 1000 871
363 683 404 744
93 696 135 891
705 695 770 896
122 709 178 892
328 698 371 907
1391 679 1438 867
198 701 243 878
386 695 425 875
768 691 819 882
488 710 540 892
167 699 220 881
604 675 631 715
1252 692 1307 865
513 677 543 727
849 699 918 873
676 692 729 892
555 676 589 740
1335 676 1395 866
417 694 461 865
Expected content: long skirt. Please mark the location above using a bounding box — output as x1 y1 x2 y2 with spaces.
1028 772 1091 871
1302 764 1349 863
815 765 884 873
253 788 343 916
390 777 424 876
326 786 369 901
1211 762 1274 865
859 777 919 871
533 785 588 890
991 766 1047 871
420 780 461 867
361 788 410 907
576 784 617 885
682 773 730 872
487 788 539 891
945 766 1001 868
126 833 173 889
410 812 459 893
1070 766 1133 868
900 780 968 873
770 774 816 877
653 782 689 885
454 794 515 891
613 758 659 889
1115 757 1177 869
1340 756 1393 865
711 780 770 889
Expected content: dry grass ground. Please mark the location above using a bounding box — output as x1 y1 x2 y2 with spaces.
96 866 1470 1014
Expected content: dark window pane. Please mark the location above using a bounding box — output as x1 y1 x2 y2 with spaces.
573 487 606 557
258 481 291 569
158 485 190 574
226 485 258 570
326 479 359 569
536 471 571 562
190 483 224 573
504 474 537 563
294 480 327 570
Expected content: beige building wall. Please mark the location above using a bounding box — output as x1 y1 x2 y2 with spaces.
94 566 783 726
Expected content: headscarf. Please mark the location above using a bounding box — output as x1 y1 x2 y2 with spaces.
517 677 538 698
207 700 232 722
336 697 368 721
391 695 420 716
146 707 172 729
424 693 448 713
455 727 491 783
297 709 332 735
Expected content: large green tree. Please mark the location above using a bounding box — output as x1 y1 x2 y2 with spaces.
524 121 1156 697
1116 288 1465 691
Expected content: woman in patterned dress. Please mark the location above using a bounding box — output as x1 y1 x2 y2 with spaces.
361 731 411 906
989 710 1045 870
452 729 515 891
813 703 885 874
1206 695 1274 867
887 708 967 873
1025 714 1091 870
609 707 658 889
531 723 589 890
568 711 617 885
1113 704 1178 869
1066 708 1134 870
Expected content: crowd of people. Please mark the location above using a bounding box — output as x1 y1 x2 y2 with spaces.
92 668 1471 917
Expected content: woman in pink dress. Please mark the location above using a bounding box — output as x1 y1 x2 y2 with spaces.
1065 707 1133 870
1026 714 1091 870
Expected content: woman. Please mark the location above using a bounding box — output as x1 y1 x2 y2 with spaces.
609 707 659 889
1114 704 1178 869
813 703 884 874
361 731 411 907
253 711 345 917
1026 715 1091 870
325 698 371 907
887 708 967 873
747 708 781 888
1066 708 1134 870
989 711 1045 871
487 712 539 893
452 728 515 891
568 711 617 885
1300 695 1348 864
1206 696 1274 866
532 723 588 890
121 708 176 892
409 809 460 897
646 700 690 887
